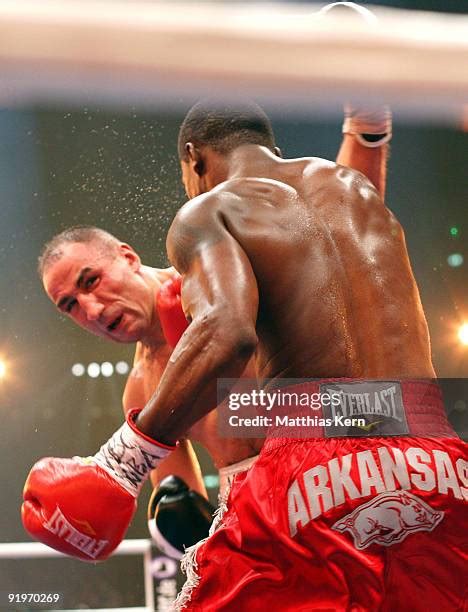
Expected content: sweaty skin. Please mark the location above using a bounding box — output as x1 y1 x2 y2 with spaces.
128 134 389 463
43 131 389 480
137 145 434 444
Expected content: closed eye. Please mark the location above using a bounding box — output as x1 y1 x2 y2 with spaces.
85 276 99 289
65 298 77 314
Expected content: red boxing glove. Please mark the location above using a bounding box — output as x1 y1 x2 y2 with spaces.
21 410 175 562
156 275 189 348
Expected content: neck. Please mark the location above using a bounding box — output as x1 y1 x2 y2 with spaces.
225 145 280 180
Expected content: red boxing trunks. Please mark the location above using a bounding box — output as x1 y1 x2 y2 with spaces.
175 380 468 611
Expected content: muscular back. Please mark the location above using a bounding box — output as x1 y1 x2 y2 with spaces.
173 155 434 382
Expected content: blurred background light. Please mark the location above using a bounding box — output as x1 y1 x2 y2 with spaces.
458 323 468 346
100 361 114 377
116 361 130 375
453 399 467 412
87 362 101 378
71 360 130 377
447 253 464 267
71 362 85 377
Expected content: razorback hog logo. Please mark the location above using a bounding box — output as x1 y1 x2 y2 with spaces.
332 491 444 549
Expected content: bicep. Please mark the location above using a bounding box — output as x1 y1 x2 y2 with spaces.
169 205 259 333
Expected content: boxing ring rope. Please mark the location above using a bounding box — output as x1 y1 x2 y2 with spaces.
0 1 466 122
0 539 155 612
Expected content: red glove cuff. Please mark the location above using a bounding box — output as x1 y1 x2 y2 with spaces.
126 409 177 451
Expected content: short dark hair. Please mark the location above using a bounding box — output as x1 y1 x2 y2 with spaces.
178 99 275 161
38 226 121 277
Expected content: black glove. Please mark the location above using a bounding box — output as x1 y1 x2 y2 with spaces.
147 475 215 559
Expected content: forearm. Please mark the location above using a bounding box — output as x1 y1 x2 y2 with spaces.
338 105 392 198
136 314 257 445
336 133 389 197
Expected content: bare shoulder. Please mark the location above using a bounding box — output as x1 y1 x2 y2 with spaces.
302 155 369 182
301 155 336 174
167 190 236 271
170 192 222 232
222 177 300 202
172 177 296 225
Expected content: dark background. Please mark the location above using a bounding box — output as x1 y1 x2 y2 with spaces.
0 1 467 610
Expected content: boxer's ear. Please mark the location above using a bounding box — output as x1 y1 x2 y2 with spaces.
274 146 282 158
120 243 141 269
185 143 205 176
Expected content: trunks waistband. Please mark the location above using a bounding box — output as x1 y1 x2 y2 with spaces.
218 455 259 498
263 378 456 448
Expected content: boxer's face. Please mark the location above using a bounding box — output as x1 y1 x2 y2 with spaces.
43 241 154 343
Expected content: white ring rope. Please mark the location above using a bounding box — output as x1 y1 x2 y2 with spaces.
0 538 150 558
0 1 466 121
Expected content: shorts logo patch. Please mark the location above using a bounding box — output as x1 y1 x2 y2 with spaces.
332 491 444 549
320 380 409 437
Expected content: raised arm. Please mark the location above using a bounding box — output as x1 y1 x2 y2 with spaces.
317 2 392 197
136 194 259 445
336 105 392 197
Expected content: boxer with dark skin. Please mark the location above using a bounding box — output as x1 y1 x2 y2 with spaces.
128 102 392 463
132 102 465 611
136 100 434 445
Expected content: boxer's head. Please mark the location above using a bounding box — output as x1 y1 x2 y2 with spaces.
178 99 280 198
39 227 156 343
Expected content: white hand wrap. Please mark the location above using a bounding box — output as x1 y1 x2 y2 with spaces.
91 410 175 497
343 106 393 148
